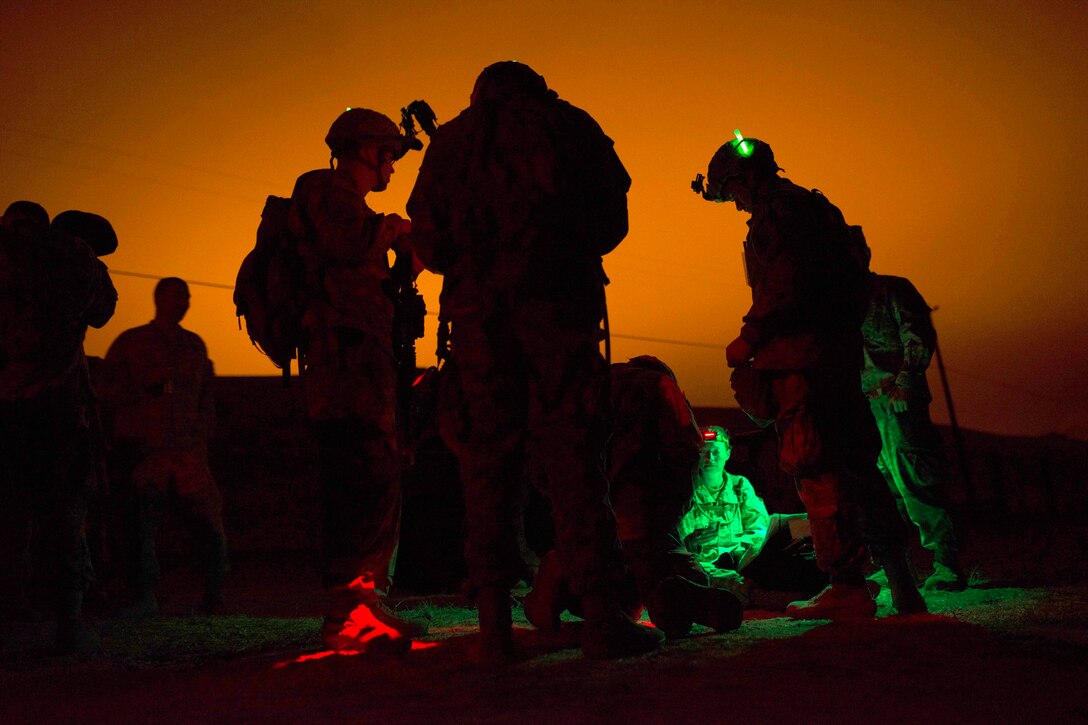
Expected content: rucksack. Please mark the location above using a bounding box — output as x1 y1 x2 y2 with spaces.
234 195 308 377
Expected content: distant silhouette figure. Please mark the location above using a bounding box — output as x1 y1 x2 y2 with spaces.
696 136 926 619
0 201 116 653
290 108 425 653
525 357 744 640
101 278 227 617
853 227 965 591
408 61 663 661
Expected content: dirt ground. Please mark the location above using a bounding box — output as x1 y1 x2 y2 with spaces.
3 523 1087 724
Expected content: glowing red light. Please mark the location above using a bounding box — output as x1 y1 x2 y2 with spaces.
703 430 719 441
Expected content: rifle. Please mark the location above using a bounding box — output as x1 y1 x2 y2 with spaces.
389 99 438 451
389 245 427 452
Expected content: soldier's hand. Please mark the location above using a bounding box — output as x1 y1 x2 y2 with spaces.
725 336 753 369
888 385 910 413
387 213 412 238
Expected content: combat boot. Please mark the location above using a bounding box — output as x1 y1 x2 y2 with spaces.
119 590 159 620
580 593 663 659
475 585 517 665
924 560 967 592
320 581 423 655
55 591 100 656
785 580 878 621
882 552 928 614
648 576 744 639
523 551 566 632
197 531 230 613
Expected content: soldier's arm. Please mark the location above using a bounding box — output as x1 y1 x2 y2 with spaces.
739 204 805 346
735 475 770 547
86 260 118 329
99 332 138 407
891 277 937 391
406 130 459 273
293 171 382 264
199 351 216 441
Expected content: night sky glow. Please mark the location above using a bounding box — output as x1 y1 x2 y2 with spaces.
3 1 1086 438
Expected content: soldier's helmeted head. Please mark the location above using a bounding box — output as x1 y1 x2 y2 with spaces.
470 61 552 106
154 277 190 325
2 200 50 239
51 210 118 257
325 108 410 165
700 425 732 471
625 355 678 383
698 134 781 205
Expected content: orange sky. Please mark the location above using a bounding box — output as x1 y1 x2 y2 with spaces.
3 1 1087 439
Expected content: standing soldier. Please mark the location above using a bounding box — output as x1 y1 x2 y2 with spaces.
408 61 663 662
290 108 425 652
0 201 116 653
102 278 228 616
853 227 966 591
694 135 926 618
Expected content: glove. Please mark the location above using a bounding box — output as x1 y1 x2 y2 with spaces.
726 336 754 369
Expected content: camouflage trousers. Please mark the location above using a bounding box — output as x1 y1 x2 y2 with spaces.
303 327 401 591
611 459 707 599
439 297 624 598
869 396 959 560
131 447 228 596
0 394 95 617
770 369 908 578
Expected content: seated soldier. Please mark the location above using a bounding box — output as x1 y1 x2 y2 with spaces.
525 356 744 639
680 426 827 609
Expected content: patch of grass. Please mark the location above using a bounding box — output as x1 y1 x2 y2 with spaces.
100 615 322 667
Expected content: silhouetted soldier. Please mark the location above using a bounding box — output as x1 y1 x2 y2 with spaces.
695 136 926 618
853 227 965 591
101 278 228 616
0 201 116 653
291 108 424 652
408 61 663 661
525 356 744 640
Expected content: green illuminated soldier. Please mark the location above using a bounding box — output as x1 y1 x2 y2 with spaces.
853 227 965 591
408 61 663 661
291 108 425 653
694 134 926 619
525 357 745 640
679 426 827 607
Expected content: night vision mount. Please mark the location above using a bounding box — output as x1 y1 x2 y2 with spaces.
400 100 438 152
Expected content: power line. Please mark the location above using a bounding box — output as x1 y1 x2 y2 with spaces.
111 269 235 290
611 333 721 349
1 125 275 188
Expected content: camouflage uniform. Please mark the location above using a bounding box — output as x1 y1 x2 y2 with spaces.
737 179 907 578
608 359 707 600
290 167 402 591
862 273 959 565
407 68 631 600
679 467 769 586
0 221 115 629
102 321 227 604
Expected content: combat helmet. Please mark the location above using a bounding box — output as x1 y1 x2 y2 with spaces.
325 108 411 161
693 130 780 202
470 61 551 105
51 210 118 257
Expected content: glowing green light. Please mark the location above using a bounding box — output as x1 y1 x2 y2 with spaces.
734 129 752 157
